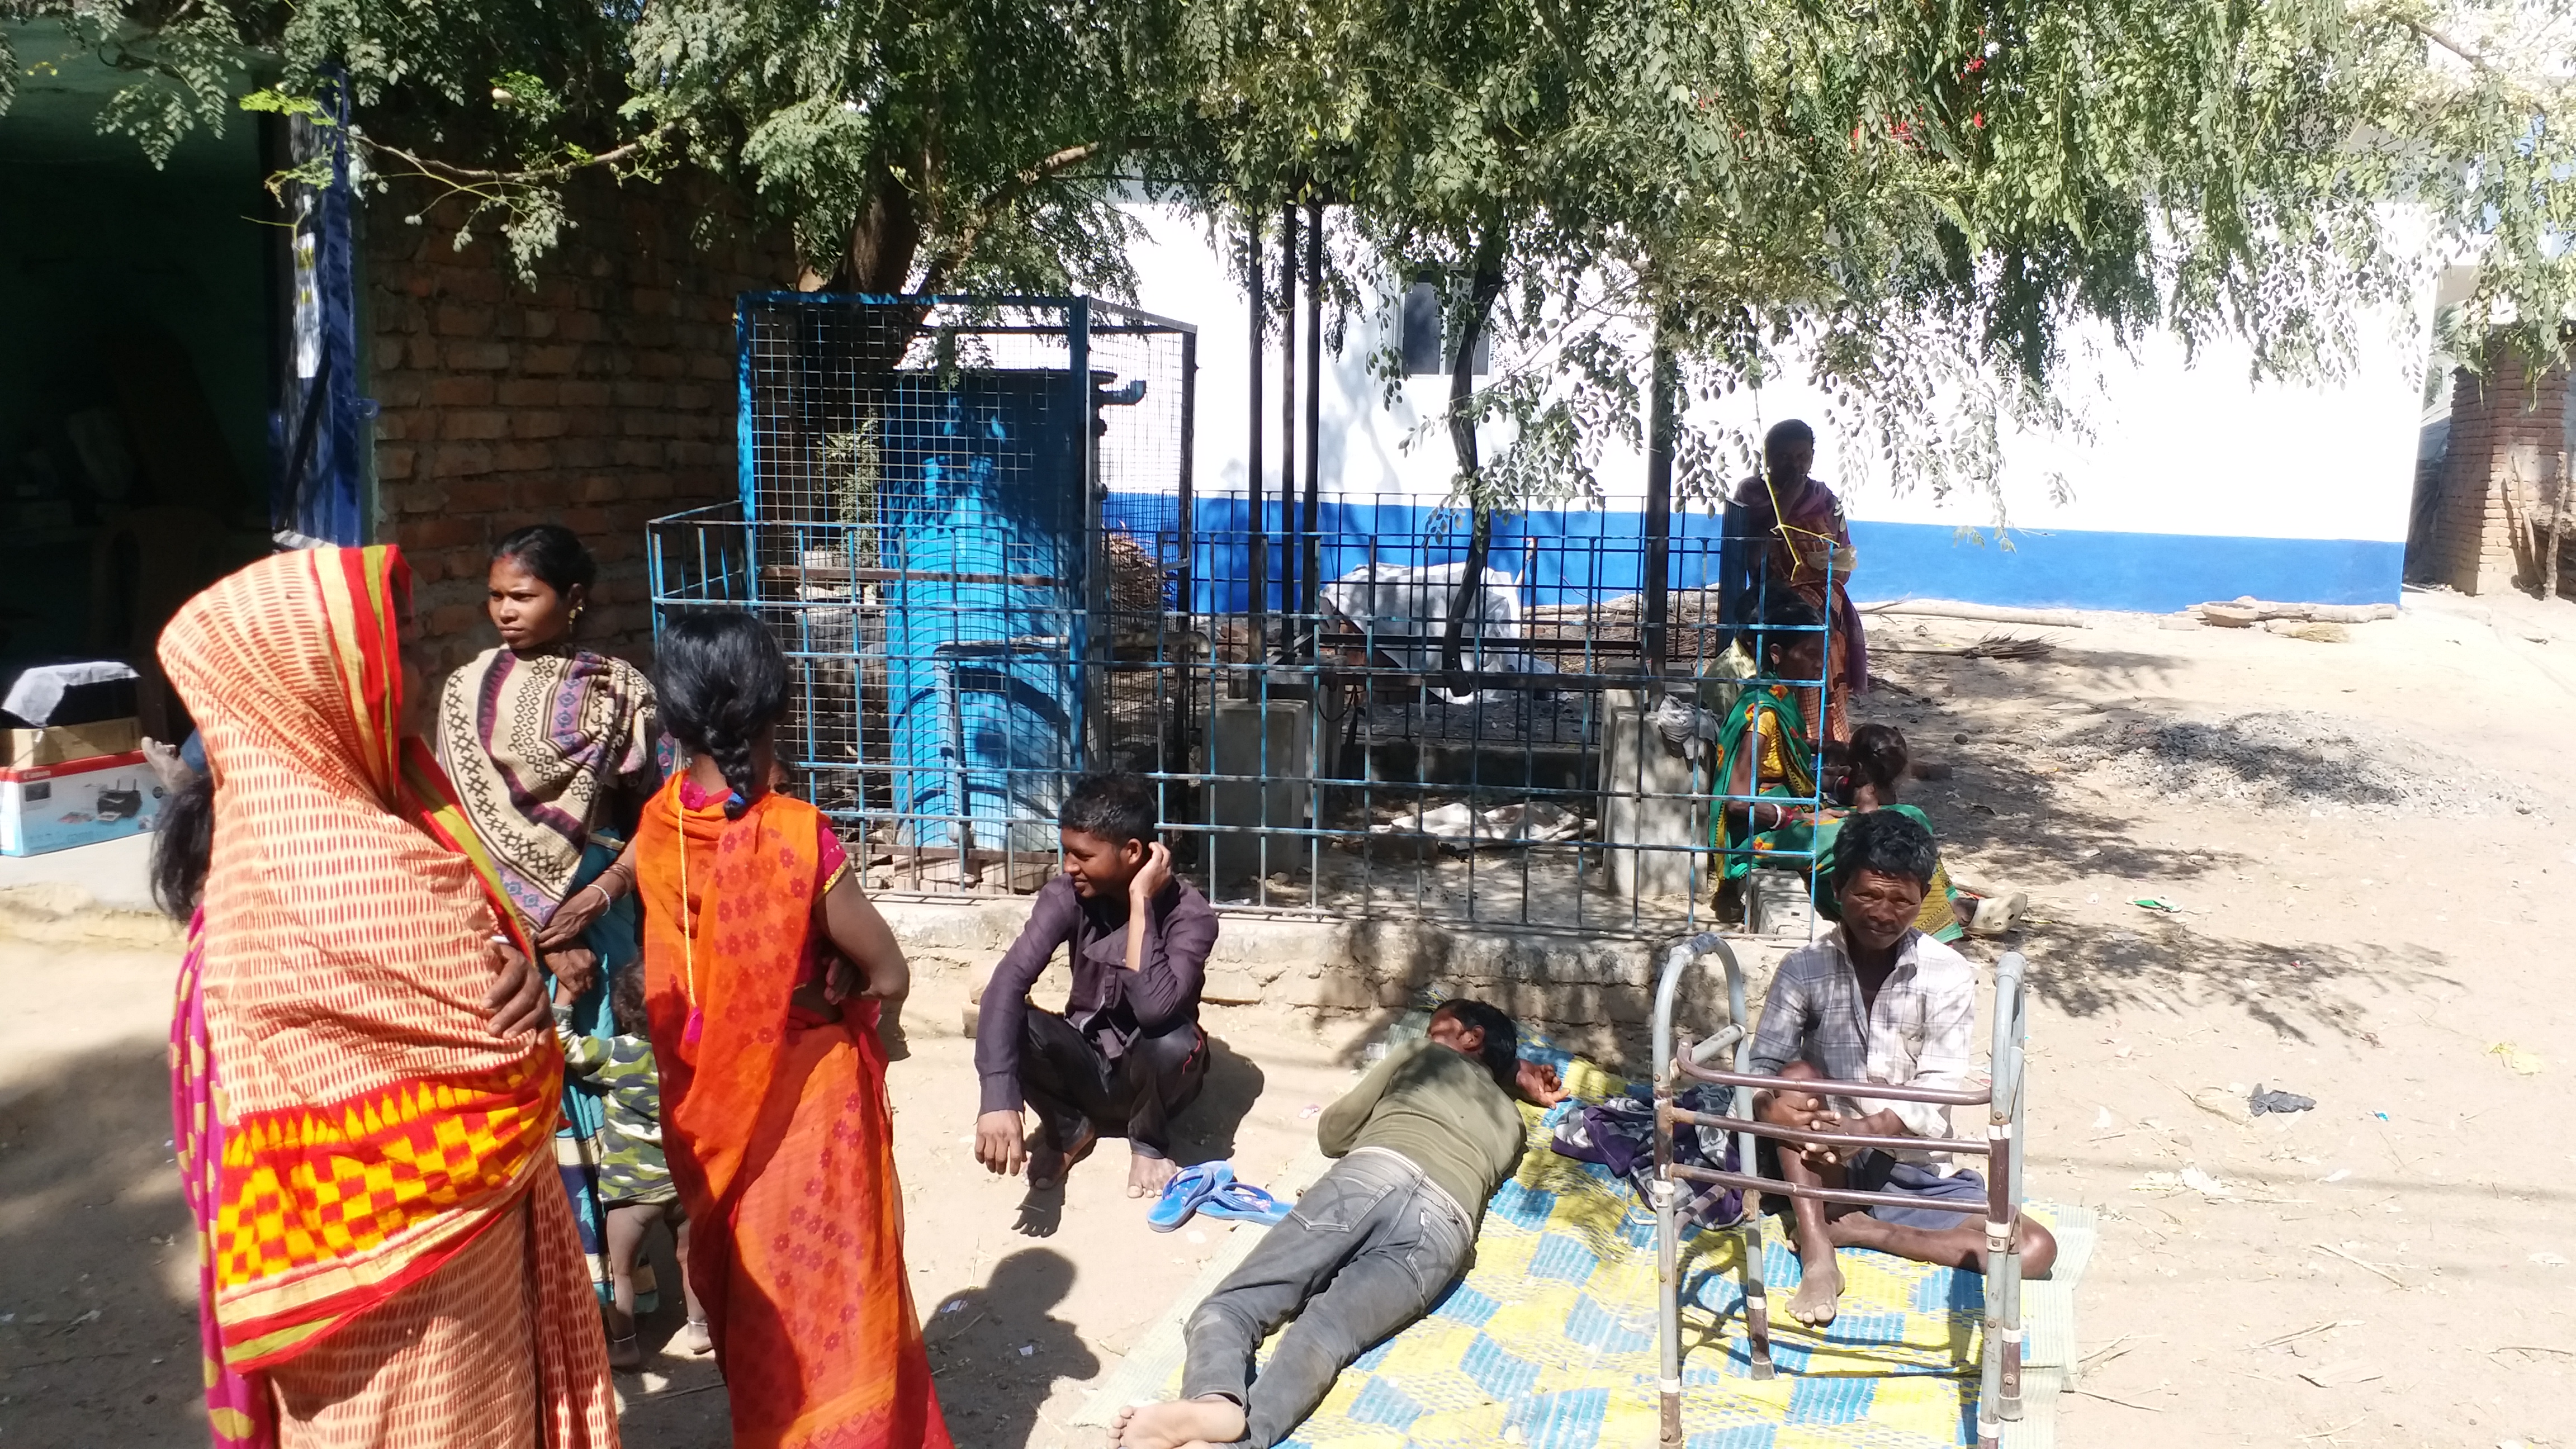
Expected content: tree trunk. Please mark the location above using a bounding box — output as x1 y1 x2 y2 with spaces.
841 164 923 295
1440 221 1507 686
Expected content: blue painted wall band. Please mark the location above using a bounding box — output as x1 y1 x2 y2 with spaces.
1102 495 2403 614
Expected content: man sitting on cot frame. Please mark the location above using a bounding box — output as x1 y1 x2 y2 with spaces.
1749 807 2058 1327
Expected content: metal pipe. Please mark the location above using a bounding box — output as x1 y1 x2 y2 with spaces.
1650 932 1728 1086
1993 953 2029 1423
1642 321 1674 678
1654 1058 1683 1449
1647 931 1731 1449
1278 204 1299 631
1665 1161 1992 1217
1687 1023 1745 1066
1246 221 1267 659
1301 196 1324 643
1677 1065 1995 1107
1726 948 1770 1379
1664 1110 1995 1158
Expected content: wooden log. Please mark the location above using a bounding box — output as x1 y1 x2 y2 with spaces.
2193 597 2397 624
1853 599 2089 628
2264 619 2351 643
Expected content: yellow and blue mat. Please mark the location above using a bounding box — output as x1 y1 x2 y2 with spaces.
1076 1047 2094 1449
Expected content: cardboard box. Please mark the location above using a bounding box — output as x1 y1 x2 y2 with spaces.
0 751 165 857
1 716 142 768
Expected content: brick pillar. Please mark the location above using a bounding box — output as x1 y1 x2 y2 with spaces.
365 173 796 676
2427 342 2565 595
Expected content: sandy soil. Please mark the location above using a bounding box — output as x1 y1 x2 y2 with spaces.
3 584 2572 1448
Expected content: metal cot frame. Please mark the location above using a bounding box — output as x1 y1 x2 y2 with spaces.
1646 934 2031 1449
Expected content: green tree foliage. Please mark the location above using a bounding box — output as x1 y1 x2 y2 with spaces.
7 0 2569 503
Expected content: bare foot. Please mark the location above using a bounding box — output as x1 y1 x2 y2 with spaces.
1026 1125 1097 1191
1784 1251 1843 1327
1116 1396 1247 1449
1128 1152 1178 1199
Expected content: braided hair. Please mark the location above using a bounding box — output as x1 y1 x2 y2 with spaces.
654 609 789 819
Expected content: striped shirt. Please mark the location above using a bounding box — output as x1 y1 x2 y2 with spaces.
555 1006 674 1203
1748 926 1977 1171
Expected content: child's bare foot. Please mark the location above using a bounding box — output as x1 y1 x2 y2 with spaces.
1115 1396 1246 1449
1027 1125 1098 1191
1784 1251 1843 1327
1128 1152 1178 1199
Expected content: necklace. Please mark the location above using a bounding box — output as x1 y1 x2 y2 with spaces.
677 775 704 1045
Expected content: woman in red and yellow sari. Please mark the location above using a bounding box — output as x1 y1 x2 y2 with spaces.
632 609 949 1449
159 545 618 1449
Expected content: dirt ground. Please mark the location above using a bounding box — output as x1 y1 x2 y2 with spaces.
4 585 2572 1448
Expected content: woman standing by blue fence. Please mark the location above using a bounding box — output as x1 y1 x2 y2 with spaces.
436 524 667 1319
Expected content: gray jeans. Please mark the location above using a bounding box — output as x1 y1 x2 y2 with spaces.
1180 1149 1474 1448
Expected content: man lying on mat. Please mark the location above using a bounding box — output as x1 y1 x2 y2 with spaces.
1115 1000 1567 1449
1749 807 2056 1327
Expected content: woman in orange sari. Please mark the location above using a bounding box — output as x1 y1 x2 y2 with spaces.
158 545 618 1448
632 609 949 1449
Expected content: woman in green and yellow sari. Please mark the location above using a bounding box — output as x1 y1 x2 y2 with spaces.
1713 598 2005 939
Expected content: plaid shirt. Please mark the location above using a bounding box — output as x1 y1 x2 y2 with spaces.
1748 926 1978 1170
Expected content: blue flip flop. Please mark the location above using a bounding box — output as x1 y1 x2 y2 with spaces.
1198 1180 1294 1226
1147 1161 1234 1232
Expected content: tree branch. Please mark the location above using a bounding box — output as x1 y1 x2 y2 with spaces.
356 122 678 188
912 140 1109 293
2392 15 2498 75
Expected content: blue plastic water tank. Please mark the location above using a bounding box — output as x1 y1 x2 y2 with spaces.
874 371 1088 853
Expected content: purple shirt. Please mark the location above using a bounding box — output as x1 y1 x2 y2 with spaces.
975 873 1220 1115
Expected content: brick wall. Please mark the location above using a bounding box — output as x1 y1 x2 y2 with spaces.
364 172 797 677
2424 343 2569 597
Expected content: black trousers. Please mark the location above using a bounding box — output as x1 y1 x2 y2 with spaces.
1018 1008 1208 1159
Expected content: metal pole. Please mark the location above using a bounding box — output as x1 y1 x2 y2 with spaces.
1178 328 1200 784
1073 299 1106 771
1642 319 1675 679
1978 951 2028 1446
1279 205 1299 645
1301 197 1325 647
1996 951 2029 1423
1246 222 1267 665
1649 931 1738 1445
1731 946 1774 1380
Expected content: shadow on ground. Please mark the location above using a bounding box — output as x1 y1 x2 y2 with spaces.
0 1039 202 1445
1864 649 2460 1043
923 1248 1100 1449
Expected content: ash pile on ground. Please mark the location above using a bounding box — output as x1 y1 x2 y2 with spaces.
2051 709 2544 818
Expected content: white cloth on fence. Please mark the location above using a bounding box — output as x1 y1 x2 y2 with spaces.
1320 561 1546 701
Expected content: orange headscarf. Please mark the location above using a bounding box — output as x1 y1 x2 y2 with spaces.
158 547 578 1379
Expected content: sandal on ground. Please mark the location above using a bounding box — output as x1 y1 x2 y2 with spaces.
1964 891 2028 937
1198 1180 1294 1227
676 1319 713 1357
1147 1161 1235 1232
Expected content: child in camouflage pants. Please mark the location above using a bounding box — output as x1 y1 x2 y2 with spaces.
556 965 707 1367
